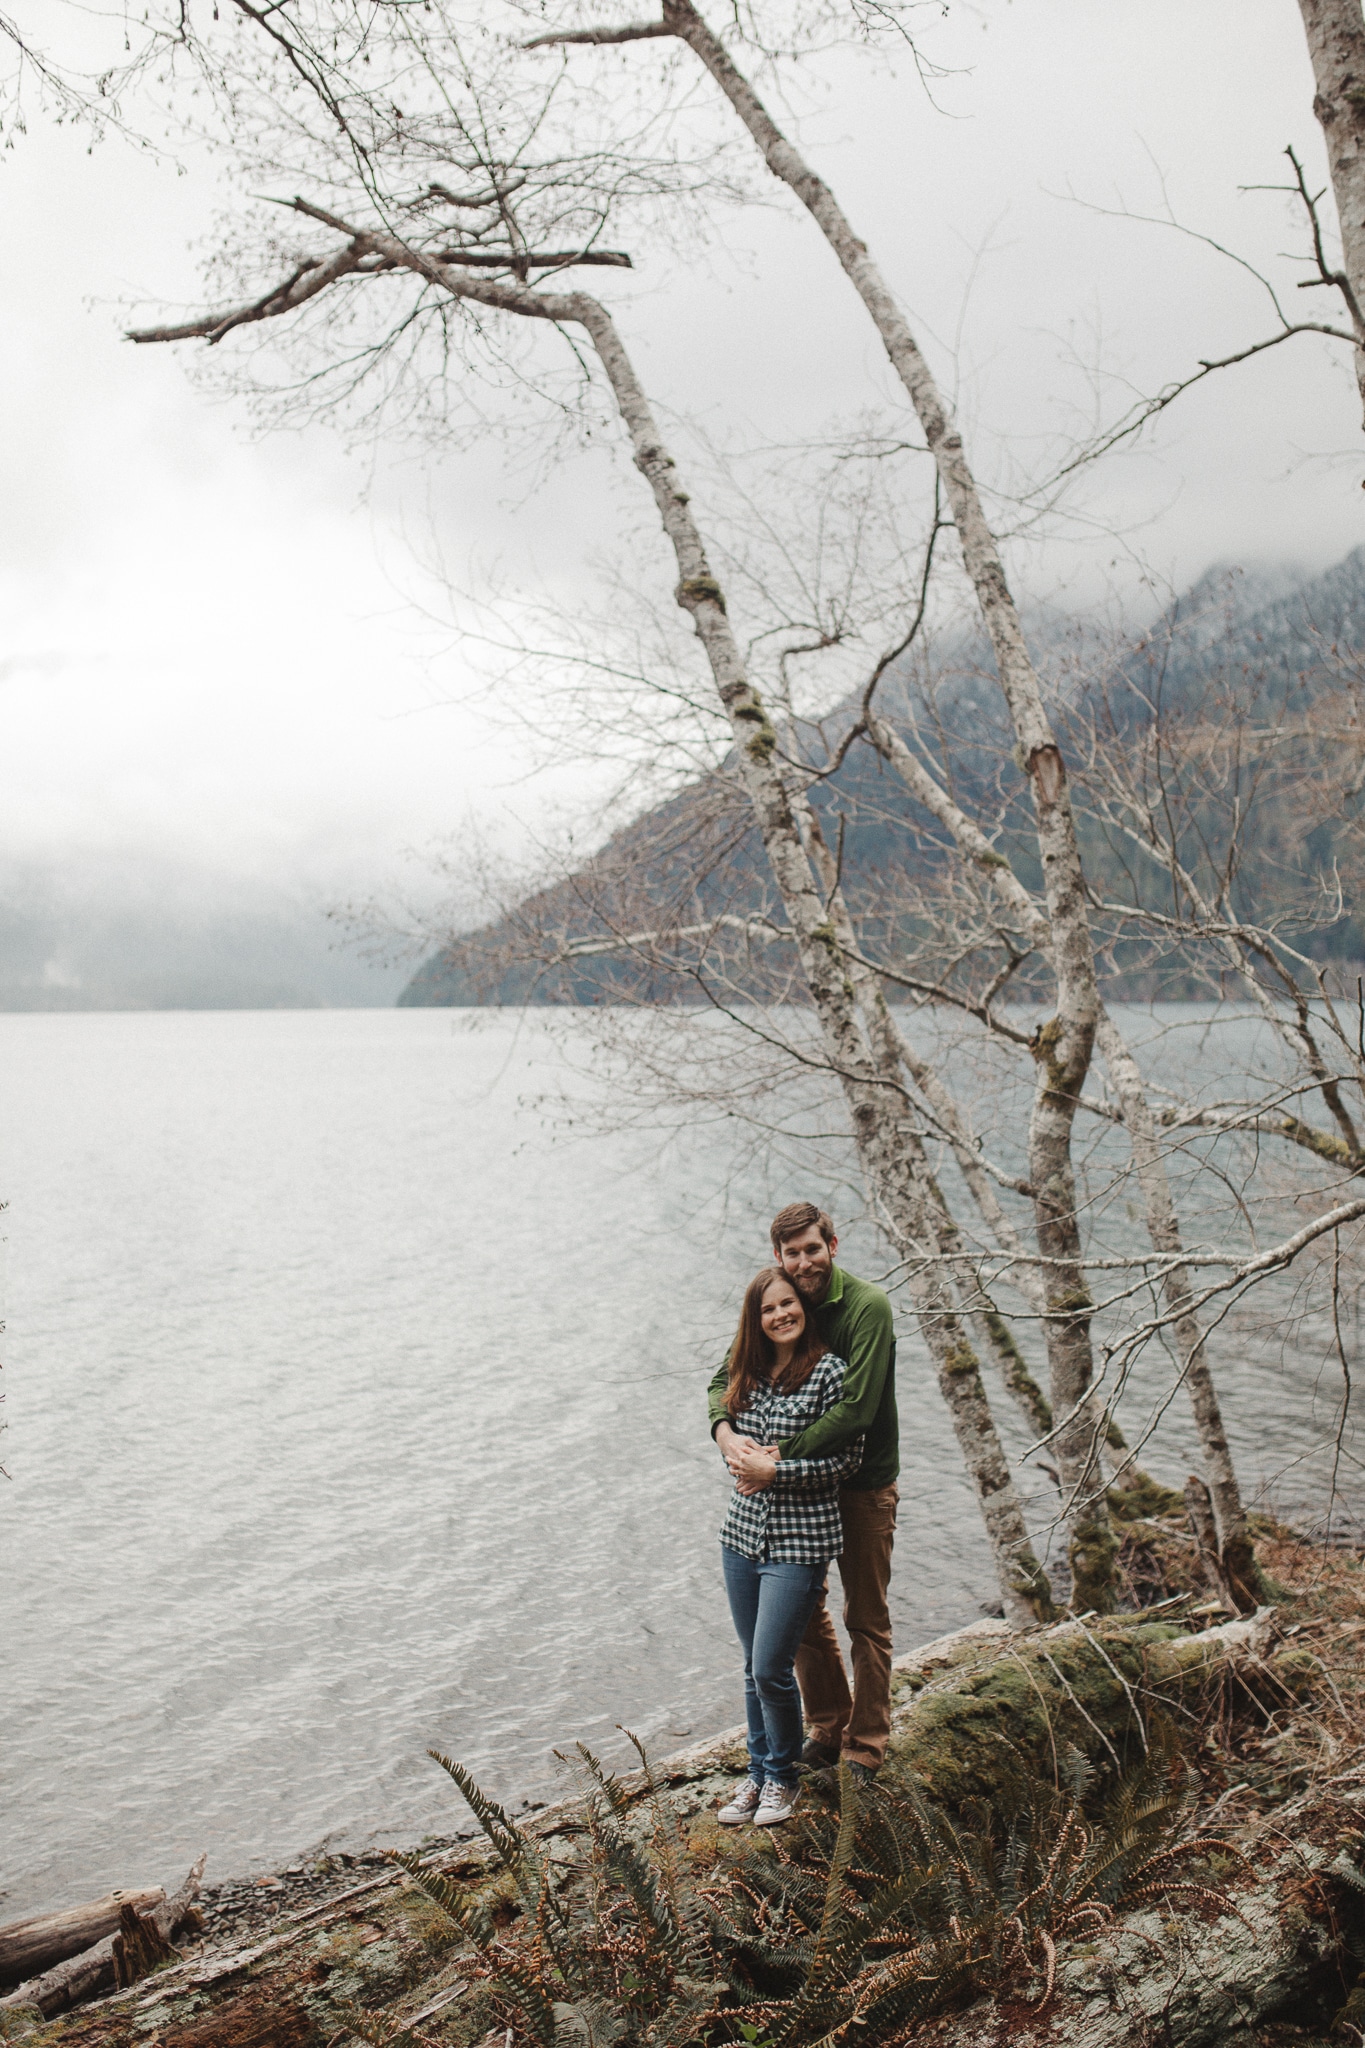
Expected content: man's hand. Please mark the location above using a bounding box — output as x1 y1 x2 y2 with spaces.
716 1420 761 1464
732 1445 779 1495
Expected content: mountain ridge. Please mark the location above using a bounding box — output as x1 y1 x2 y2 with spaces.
402 545 1365 1006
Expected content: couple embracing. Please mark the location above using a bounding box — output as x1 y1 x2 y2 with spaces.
707 1202 899 1828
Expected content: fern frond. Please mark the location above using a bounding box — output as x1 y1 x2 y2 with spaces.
619 1729 716 1977
575 1743 633 1820
492 1956 562 2048
808 1763 863 1977
388 1849 494 1947
428 1752 532 1866
552 1995 631 2048
427 1751 545 1912
334 1998 440 2047
597 1813 684 1961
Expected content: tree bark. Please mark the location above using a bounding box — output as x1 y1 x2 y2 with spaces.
855 715 1251 1582
1296 0 1365 426
1094 1010 1258 1609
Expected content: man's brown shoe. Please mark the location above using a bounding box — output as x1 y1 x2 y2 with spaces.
799 1738 840 1772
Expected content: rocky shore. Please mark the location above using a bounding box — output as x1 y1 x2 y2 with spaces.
5 1512 1365 2048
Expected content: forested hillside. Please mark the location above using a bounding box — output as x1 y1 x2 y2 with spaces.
403 545 1365 1006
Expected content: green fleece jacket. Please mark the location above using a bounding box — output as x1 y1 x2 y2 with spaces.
707 1265 899 1490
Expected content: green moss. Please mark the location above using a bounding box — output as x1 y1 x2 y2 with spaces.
676 574 726 612
981 1311 1052 1427
1279 1114 1356 1165
1070 1520 1121 1615
1049 1286 1094 1316
1032 1016 1063 1063
882 1612 1259 1821
1268 1647 1324 1700
1108 1472 1186 1520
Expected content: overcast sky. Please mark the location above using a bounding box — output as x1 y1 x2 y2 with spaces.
5 0 1361 919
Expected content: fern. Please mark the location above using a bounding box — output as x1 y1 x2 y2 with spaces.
334 1998 441 2047
552 1995 631 2048
387 1849 495 1947
402 1719 1237 2048
427 1750 544 1904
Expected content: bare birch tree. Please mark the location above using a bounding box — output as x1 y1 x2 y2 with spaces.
129 82 1061 1619
517 0 1292 1601
116 0 1347 1615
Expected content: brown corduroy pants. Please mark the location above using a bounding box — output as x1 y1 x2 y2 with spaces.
795 1482 898 1770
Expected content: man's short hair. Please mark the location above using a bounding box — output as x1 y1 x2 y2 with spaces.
770 1201 836 1253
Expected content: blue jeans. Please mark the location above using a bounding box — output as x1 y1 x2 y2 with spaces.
721 1546 827 1787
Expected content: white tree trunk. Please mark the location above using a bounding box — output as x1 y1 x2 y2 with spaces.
854 708 1254 1575
1296 0 1365 425
575 301 1053 1623
661 0 1115 1603
1092 1009 1258 1606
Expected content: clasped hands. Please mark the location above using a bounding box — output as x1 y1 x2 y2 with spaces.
717 1423 780 1495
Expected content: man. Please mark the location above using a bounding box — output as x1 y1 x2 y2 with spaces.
709 1202 898 1781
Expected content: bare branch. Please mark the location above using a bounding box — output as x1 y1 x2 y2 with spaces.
525 19 672 47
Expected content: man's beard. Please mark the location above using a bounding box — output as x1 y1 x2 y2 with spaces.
793 1269 827 1300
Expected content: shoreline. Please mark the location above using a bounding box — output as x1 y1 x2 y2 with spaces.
111 1620 1018 1959
12 1514 1365 2040
3 1588 1310 2043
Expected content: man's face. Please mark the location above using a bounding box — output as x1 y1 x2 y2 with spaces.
776 1224 836 1303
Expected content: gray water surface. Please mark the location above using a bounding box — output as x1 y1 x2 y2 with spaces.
1 1009 1356 1914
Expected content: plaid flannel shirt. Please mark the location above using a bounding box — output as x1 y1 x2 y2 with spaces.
718 1353 864 1565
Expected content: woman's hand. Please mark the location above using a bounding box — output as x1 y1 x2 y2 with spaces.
732 1445 780 1494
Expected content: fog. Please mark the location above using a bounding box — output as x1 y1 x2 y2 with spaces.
4 0 1359 1006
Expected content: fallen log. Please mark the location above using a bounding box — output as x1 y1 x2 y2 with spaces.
881 1605 1277 1809
909 1785 1365 2047
0 1889 164 1987
0 1855 206 2020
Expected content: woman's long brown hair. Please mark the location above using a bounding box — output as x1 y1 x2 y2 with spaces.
723 1266 826 1417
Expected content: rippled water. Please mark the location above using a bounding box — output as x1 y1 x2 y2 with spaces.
2 1008 1358 1916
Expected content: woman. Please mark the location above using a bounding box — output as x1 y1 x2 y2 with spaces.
714 1266 863 1828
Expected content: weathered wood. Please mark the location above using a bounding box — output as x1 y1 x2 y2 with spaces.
111 1901 177 1989
0 1889 164 1987
910 1790 1361 2047
0 1855 205 2019
1182 1473 1231 1605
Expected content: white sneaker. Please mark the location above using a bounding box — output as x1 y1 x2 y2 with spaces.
717 1777 763 1825
753 1781 801 1827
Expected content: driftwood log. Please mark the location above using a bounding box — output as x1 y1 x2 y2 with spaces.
0 1855 206 2020
0 1890 165 1988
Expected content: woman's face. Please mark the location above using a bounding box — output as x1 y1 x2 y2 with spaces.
760 1277 806 1347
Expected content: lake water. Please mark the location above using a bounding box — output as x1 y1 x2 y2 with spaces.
2 1008 1358 1917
